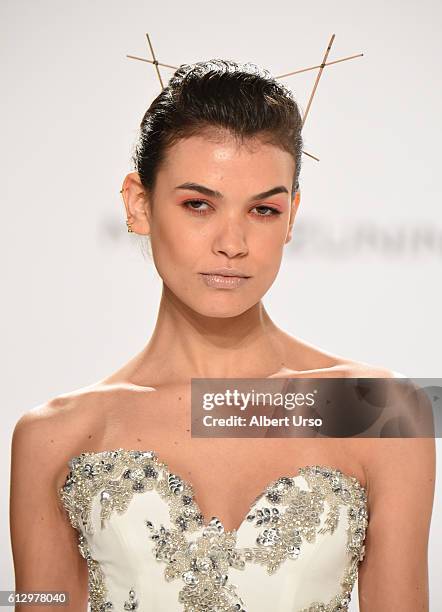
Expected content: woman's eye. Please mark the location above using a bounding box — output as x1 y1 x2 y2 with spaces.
252 205 282 217
182 200 282 218
183 199 211 214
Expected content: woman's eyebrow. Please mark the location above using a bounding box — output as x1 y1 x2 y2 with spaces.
174 182 289 201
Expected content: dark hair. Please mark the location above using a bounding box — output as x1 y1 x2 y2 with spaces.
131 59 303 201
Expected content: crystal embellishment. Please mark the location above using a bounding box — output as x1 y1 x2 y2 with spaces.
148 516 248 610
59 449 369 612
123 588 139 610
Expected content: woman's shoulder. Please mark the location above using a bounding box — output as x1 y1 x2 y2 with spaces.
280 333 406 378
330 361 435 497
11 381 131 467
14 381 104 429
330 359 407 378
278 330 406 378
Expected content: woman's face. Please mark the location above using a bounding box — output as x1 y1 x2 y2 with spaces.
125 131 300 318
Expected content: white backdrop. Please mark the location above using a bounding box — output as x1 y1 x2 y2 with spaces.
1 0 441 609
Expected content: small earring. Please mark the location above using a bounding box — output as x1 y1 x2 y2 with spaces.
120 188 133 232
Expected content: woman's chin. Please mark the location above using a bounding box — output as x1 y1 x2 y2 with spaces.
191 300 257 319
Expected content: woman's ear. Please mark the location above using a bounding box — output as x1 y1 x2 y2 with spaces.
285 190 301 244
120 172 152 235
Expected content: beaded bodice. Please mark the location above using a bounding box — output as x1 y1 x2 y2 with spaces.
58 448 369 612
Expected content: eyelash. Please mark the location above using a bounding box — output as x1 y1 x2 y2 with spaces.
182 199 282 219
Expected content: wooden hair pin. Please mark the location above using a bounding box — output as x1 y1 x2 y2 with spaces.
126 32 364 163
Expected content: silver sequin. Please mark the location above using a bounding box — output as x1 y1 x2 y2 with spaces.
59 449 369 612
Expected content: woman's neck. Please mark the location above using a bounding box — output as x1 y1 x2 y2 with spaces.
135 285 289 382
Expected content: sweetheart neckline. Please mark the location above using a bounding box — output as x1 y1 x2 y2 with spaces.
63 447 368 535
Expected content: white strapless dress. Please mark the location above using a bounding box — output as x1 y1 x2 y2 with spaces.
58 448 369 611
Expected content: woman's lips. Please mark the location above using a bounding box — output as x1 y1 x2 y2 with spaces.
199 273 250 289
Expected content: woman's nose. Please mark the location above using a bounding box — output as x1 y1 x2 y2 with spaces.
212 218 249 258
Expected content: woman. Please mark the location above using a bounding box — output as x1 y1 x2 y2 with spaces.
10 59 435 611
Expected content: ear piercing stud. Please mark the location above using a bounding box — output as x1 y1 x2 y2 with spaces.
119 188 133 232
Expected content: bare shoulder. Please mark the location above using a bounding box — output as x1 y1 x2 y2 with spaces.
328 347 411 377
337 359 407 378
342 363 436 507
11 382 125 472
327 360 435 482
338 361 435 467
280 332 406 378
